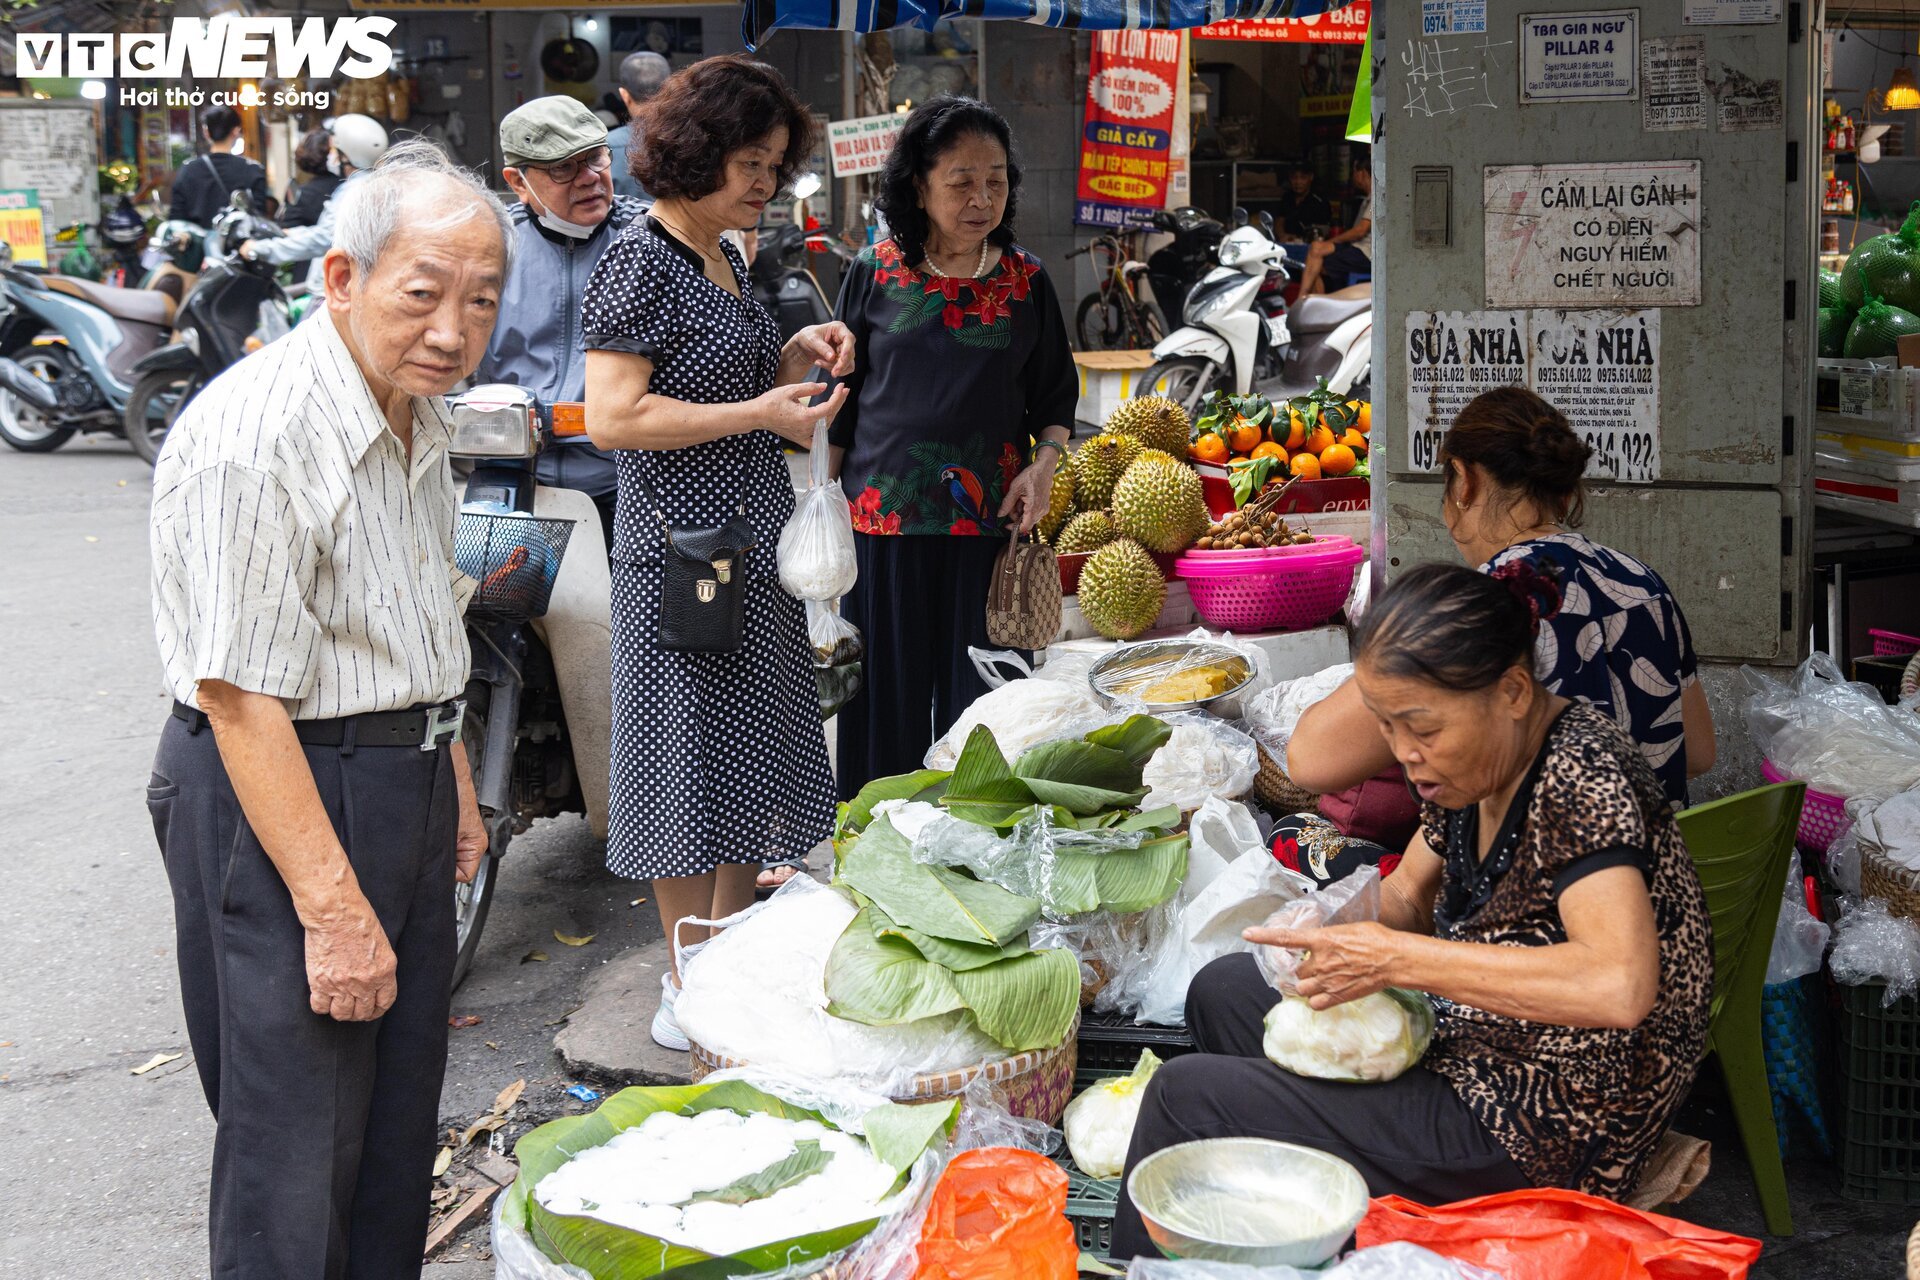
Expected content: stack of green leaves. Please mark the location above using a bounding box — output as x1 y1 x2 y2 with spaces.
825 715 1190 1056
504 1079 959 1279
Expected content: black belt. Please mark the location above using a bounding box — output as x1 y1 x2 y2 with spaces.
171 700 465 751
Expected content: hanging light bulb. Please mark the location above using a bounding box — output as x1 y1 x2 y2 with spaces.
584 16 598 31
80 80 107 100
1883 67 1920 112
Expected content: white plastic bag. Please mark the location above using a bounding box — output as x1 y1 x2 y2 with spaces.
808 598 863 667
1126 1242 1504 1280
1765 854 1831 985
1240 663 1355 760
1253 866 1383 994
1740 653 1920 797
1062 1048 1161 1177
925 673 1112 769
778 423 858 601
1828 895 1920 1006
1859 790 1920 874
1141 714 1261 812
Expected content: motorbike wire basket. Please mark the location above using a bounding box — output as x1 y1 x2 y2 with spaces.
454 511 575 622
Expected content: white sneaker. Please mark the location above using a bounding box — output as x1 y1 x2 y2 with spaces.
651 972 690 1052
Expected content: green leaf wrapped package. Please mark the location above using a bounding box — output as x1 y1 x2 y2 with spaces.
839 817 1040 947
1844 295 1920 359
1820 267 1846 310
500 1079 959 1280
1841 202 1920 311
1820 306 1855 359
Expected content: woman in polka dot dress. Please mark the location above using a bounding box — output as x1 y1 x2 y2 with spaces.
583 55 854 1050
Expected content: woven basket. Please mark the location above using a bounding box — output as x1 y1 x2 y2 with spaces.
1255 743 1318 814
688 1019 1081 1126
1904 652 1919 701
1864 841 1920 928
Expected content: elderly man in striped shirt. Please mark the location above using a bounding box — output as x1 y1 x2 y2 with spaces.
148 140 510 1278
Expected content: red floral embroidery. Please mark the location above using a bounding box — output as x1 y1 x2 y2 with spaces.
998 442 1022 488
853 486 882 515
972 292 1009 325
949 518 980 537
942 303 966 329
879 512 902 535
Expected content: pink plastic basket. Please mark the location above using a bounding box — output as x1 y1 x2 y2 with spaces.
1871 628 1920 658
1761 759 1852 854
1174 538 1366 633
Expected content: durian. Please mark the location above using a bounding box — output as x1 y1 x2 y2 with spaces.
1077 538 1166 641
1107 396 1192 460
1055 510 1119 555
1072 432 1143 508
1038 465 1076 543
1111 453 1210 553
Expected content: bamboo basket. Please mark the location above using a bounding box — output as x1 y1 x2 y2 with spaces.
688 1017 1081 1126
1864 840 1920 927
1255 743 1318 814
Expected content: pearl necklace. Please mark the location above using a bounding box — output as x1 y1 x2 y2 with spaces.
923 240 992 280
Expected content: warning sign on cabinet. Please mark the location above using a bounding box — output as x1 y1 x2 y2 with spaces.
1483 160 1701 308
1520 10 1638 103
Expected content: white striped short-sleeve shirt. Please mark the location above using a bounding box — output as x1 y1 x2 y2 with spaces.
150 310 476 720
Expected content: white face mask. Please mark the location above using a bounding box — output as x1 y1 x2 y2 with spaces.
326 151 343 177
528 190 597 239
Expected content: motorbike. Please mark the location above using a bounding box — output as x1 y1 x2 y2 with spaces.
0 239 175 454
750 220 834 343
1143 205 1227 324
123 196 291 465
141 218 208 310
444 385 613 987
1141 210 1371 418
100 197 151 290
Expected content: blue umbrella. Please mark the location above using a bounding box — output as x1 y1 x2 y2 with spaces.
745 0 1362 50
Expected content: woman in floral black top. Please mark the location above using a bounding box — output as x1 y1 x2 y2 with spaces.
827 96 1078 795
1110 563 1714 1259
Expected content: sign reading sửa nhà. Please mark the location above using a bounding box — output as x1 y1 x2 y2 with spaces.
1482 161 1701 308
0 189 47 268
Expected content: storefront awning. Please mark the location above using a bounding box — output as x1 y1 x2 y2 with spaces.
744 0 1364 50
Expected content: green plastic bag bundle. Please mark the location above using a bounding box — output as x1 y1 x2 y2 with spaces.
1844 295 1920 358
1819 306 1854 358
1820 268 1846 310
1841 202 1920 311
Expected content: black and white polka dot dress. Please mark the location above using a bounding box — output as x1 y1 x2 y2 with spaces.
581 216 836 880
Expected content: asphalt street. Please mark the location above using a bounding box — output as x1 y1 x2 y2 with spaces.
0 434 653 1277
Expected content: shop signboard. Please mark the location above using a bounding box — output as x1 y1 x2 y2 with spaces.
0 189 47 268
1483 160 1701 308
1075 29 1182 229
1519 9 1638 104
1640 36 1707 133
827 114 905 179
1683 0 1780 22
1197 0 1369 44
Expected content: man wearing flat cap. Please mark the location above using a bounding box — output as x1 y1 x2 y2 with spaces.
482 95 642 546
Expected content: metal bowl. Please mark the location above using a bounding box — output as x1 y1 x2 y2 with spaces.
1087 639 1254 713
1127 1138 1369 1266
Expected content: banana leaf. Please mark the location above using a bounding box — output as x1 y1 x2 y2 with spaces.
505 1081 958 1280
1086 715 1175 768
684 1141 831 1206
1013 739 1149 815
942 725 1040 825
826 909 1080 1054
868 903 1032 971
839 818 1040 946
838 769 952 839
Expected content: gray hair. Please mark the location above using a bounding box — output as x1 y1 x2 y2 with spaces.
331 138 514 278
619 51 671 102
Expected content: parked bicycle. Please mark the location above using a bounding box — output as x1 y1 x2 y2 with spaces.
1069 229 1165 351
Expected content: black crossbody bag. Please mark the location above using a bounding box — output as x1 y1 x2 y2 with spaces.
632 468 756 653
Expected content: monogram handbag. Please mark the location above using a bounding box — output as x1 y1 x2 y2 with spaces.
636 469 756 654
986 530 1062 650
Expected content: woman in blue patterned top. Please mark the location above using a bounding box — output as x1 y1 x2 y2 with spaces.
1277 388 1714 885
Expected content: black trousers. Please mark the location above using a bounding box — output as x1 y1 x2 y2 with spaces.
837 535 1004 800
147 713 458 1280
1109 953 1530 1260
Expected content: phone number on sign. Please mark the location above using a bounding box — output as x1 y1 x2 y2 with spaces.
1586 431 1656 483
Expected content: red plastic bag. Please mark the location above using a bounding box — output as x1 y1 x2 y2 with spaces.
1358 1189 1762 1280
915 1147 1079 1280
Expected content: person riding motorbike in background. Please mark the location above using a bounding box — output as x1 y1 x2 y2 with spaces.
240 115 389 293
477 96 643 548
168 105 269 228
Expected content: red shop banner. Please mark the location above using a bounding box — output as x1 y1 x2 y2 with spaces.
1075 28 1183 229
1198 0 1369 43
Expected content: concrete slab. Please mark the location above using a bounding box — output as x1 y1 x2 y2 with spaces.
552 938 695 1086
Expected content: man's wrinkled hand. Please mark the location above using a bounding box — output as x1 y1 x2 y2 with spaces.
455 790 488 885
305 899 398 1022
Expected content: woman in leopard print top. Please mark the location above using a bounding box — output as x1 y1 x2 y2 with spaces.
1110 562 1713 1260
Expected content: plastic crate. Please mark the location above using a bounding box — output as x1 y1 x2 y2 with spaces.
1076 1008 1197 1075
1838 982 1920 1205
1871 628 1920 658
1062 1154 1121 1259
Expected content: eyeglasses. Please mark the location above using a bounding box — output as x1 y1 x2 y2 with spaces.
524 147 613 184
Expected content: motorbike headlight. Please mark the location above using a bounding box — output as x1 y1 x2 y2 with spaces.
448 385 540 458
1216 238 1246 268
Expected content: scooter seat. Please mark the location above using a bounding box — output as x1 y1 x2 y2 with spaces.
1287 294 1371 336
42 275 175 328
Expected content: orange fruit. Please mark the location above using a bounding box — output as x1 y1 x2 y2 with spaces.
1284 409 1308 450
1354 402 1372 435
1338 428 1367 454
1320 443 1358 476
1306 423 1336 456
1191 432 1229 465
1227 418 1264 455
1289 452 1322 480
1250 440 1287 461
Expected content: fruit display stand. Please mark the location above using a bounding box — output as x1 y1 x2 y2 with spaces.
1073 351 1159 429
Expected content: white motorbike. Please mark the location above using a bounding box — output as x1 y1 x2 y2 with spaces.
445 386 613 986
1141 211 1372 418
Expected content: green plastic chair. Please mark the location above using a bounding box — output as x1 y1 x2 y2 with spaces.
1676 781 1806 1238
